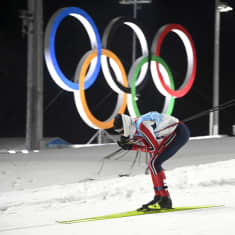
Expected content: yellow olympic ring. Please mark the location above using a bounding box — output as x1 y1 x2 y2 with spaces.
77 49 128 129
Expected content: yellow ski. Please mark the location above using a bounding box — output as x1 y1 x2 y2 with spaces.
57 205 222 224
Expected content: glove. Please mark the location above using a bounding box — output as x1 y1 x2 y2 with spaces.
120 135 130 143
117 141 132 150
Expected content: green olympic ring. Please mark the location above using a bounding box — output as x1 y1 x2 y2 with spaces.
130 55 175 117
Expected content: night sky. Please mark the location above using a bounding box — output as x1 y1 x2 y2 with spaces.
1 0 235 144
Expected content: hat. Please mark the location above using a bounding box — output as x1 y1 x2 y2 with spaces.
113 114 136 138
113 114 123 133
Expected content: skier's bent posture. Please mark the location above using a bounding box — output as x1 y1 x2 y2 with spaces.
113 111 190 210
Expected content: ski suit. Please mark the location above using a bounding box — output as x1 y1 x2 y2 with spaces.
131 112 190 197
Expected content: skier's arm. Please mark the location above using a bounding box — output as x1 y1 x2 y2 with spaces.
131 136 152 153
131 122 159 153
117 135 153 152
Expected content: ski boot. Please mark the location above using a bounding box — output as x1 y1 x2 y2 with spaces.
137 195 161 211
137 195 173 211
159 196 172 209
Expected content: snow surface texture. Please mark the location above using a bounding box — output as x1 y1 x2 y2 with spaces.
0 137 235 235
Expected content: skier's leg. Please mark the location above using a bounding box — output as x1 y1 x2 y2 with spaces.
137 155 171 210
148 132 176 198
148 156 172 208
148 154 167 197
156 122 190 165
148 123 190 208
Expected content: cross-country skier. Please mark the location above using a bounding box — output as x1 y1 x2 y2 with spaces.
113 111 190 210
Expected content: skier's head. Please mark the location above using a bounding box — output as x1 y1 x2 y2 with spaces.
113 114 124 134
113 114 136 138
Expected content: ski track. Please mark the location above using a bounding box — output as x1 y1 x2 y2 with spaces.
0 159 235 234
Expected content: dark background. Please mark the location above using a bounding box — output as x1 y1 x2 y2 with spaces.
1 0 235 144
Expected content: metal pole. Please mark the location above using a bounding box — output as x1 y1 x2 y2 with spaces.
132 0 137 63
26 0 44 150
210 0 220 135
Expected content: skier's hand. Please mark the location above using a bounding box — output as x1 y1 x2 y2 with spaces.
120 135 130 143
117 141 132 150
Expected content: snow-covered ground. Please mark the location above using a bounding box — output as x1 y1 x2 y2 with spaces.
0 137 235 235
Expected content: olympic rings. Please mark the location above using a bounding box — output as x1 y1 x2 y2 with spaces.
44 7 102 91
44 7 197 130
151 24 197 98
128 55 175 118
102 17 150 93
74 49 128 129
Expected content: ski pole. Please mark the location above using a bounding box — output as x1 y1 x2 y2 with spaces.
182 99 235 123
97 147 124 175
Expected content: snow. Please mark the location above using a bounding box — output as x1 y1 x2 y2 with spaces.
0 138 235 235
